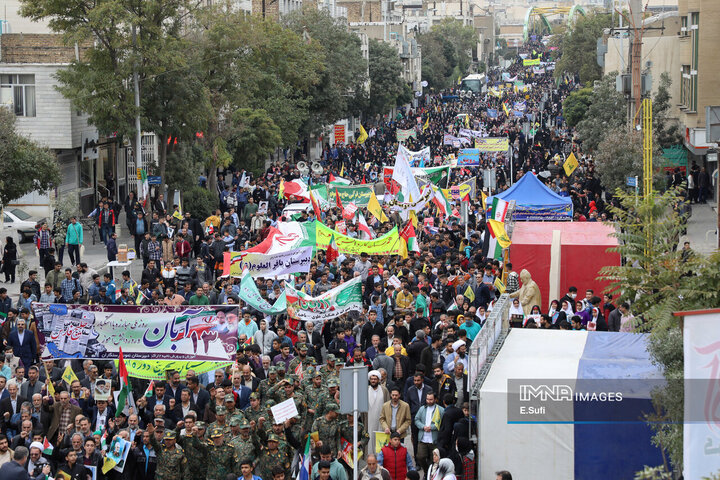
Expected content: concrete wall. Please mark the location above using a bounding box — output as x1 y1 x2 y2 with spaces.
1 0 51 34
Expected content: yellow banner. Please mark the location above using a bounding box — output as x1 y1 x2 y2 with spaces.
315 221 402 256
523 58 540 66
488 219 511 248
442 184 472 200
474 137 509 152
375 432 390 452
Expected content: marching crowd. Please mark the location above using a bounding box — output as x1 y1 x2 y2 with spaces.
0 41 613 480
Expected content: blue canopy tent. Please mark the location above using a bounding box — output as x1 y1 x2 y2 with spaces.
489 171 573 220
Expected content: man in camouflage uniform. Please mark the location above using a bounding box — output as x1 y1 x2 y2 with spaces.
311 402 341 457
288 343 315 373
188 426 236 480
153 429 189 480
230 418 257 476
304 371 325 420
319 355 339 382
244 392 265 427
315 378 340 418
255 433 292 480
178 421 209 479
209 405 232 437
258 366 279 401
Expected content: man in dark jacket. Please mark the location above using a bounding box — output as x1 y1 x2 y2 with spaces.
0 446 51 479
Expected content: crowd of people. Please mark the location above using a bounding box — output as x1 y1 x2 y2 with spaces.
0 41 625 480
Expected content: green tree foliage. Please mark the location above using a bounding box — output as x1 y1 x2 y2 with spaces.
554 12 613 83
365 39 412 118
601 188 720 472
417 19 477 89
593 127 662 192
194 8 324 191
226 108 282 176
183 186 217 220
575 73 626 152
562 86 593 127
165 143 205 198
0 109 61 208
284 6 367 136
653 72 683 149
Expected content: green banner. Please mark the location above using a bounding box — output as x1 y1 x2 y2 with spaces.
315 221 402 255
328 184 375 206
125 360 232 380
286 276 363 322
238 272 287 315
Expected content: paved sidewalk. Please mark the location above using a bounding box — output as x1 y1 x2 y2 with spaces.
680 201 718 255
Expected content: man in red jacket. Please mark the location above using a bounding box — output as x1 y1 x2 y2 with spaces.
174 233 191 261
378 432 416 480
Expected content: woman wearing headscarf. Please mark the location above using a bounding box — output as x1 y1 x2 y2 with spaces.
426 449 442 480
508 298 524 328
434 458 457 480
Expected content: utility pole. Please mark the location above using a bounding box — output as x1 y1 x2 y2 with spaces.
133 24 143 198
627 0 643 127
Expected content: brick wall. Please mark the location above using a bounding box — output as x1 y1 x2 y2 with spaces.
0 34 90 64
251 0 280 20
337 0 381 22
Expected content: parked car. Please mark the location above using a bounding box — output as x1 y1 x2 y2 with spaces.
2 208 46 242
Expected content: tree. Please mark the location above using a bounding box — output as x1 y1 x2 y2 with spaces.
0 109 61 209
554 12 613 83
365 39 411 118
653 72 683 149
601 188 720 472
165 142 205 204
21 0 202 182
575 73 626 152
193 8 324 191
284 6 367 136
226 108 282 176
417 19 476 90
562 86 593 127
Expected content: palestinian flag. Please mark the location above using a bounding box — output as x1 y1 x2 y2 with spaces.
488 197 510 222
328 173 351 185
42 437 54 455
483 219 511 261
326 233 339 263
144 380 155 398
400 222 420 254
116 347 135 417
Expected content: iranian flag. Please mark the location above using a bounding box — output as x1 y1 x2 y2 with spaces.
297 435 312 480
431 185 451 218
139 169 149 206
484 219 511 261
400 222 420 254
357 213 375 240
488 197 510 222
309 189 322 220
116 348 135 417
326 233 339 263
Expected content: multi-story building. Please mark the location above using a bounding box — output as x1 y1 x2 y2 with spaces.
676 0 720 163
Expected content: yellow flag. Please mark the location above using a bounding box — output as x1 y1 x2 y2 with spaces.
398 235 408 259
488 219 511 248
457 75 462 85
367 192 388 222
375 431 390 452
502 102 509 116
432 405 442 430
481 191 488 211
357 125 368 144
408 210 418 228
340 164 345 177
46 379 55 396
494 277 506 294
62 365 79 386
563 152 579 176
464 285 475 303
465 114 470 128
423 117 429 132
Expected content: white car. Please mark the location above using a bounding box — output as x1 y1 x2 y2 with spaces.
1 208 45 242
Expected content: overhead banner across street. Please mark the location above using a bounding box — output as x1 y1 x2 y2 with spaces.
285 276 363 322
314 221 402 255
34 304 239 361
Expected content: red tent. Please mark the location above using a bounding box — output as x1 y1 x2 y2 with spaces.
508 222 621 309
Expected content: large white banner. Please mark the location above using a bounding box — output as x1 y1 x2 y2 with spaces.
684 310 720 479
222 247 313 277
285 276 363 322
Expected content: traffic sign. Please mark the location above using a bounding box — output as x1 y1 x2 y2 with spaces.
626 176 637 187
147 176 162 185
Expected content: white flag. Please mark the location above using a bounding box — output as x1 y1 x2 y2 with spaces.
392 146 422 201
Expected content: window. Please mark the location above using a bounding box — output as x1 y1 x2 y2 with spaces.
680 16 688 36
0 74 36 117
680 65 694 110
690 12 699 112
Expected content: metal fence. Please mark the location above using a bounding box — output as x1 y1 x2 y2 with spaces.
468 293 510 399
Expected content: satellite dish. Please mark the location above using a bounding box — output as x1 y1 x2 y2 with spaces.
311 162 323 175
297 161 309 175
